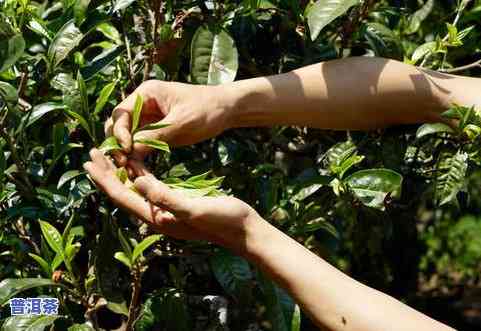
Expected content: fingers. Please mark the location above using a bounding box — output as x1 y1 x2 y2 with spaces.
134 174 191 217
127 159 151 177
112 108 132 153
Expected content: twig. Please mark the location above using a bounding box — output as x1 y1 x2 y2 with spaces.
439 58 481 73
15 218 41 255
0 128 35 197
125 267 142 331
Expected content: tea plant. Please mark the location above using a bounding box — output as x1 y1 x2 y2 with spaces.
0 0 480 330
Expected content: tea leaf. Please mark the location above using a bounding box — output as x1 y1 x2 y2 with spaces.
134 138 170 153
131 94 143 133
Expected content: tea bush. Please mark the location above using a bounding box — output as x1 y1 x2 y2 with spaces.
0 0 480 330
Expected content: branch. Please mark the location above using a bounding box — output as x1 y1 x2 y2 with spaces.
439 58 481 73
125 266 142 330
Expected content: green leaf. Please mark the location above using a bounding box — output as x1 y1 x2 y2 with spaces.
0 81 18 108
39 220 64 255
96 23 122 44
136 122 170 132
116 167 129 184
345 169 403 210
134 288 190 331
114 251 132 269
77 71 88 115
99 136 122 153
0 34 25 73
74 0 91 26
68 324 95 331
1 315 60 331
131 94 143 133
80 46 124 80
28 253 51 276
58 170 84 189
134 138 170 153
307 0 359 41
190 25 238 85
27 17 53 40
48 20 83 67
112 0 136 12
94 81 117 115
416 123 454 139
65 109 93 140
0 145 5 182
411 41 436 63
117 228 133 259
51 252 64 271
406 0 434 34
257 270 296 331
435 151 468 206
0 278 59 306
26 103 66 127
0 13 16 38
65 242 81 265
62 214 76 245
210 248 252 298
132 234 161 262
364 23 403 60
106 301 129 317
290 304 301 331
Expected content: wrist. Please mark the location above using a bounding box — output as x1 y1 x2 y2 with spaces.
241 212 282 262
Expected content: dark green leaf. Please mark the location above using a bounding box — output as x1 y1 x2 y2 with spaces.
346 169 403 210
58 170 84 189
406 0 434 34
80 46 124 80
210 248 252 297
364 23 403 60
28 253 51 276
257 270 296 331
77 71 88 115
435 151 468 206
48 20 83 67
68 324 95 331
307 0 359 41
190 25 238 85
0 278 59 306
0 34 25 72
1 315 60 331
117 228 132 259
26 103 65 127
0 81 18 108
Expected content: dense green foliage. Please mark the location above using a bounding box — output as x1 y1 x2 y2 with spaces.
0 0 480 330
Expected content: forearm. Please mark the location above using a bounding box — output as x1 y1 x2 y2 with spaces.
244 216 454 331
223 57 480 130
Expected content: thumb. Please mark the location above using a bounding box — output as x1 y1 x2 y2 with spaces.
133 174 191 217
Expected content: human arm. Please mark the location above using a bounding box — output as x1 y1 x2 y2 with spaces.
106 56 481 163
83 151 455 331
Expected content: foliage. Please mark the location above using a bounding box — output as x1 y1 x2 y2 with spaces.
0 0 480 330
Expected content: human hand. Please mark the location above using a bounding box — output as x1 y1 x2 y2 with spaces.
104 80 233 165
83 148 265 254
